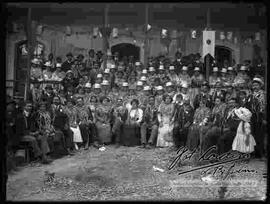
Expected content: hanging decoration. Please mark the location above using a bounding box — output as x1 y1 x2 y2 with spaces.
220 31 225 40
112 28 118 38
202 30 215 58
66 26 72 36
255 32 261 41
191 30 197 39
227 31 233 41
93 27 99 38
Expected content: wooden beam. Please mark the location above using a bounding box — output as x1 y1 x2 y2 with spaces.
25 7 32 101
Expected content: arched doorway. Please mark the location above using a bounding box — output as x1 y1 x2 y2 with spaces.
111 43 140 61
215 45 232 67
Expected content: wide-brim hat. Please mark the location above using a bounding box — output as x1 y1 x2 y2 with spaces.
169 65 175 70
31 58 40 65
93 83 101 89
166 82 173 87
252 77 264 86
44 61 52 67
213 67 219 72
228 67 233 71
136 81 143 86
101 80 109 86
66 70 73 75
56 63 62 68
97 74 103 78
182 66 188 71
149 67 155 72
156 86 163 91
122 82 129 87
142 69 148 74
110 64 116 69
140 76 147 81
159 65 165 70
143 86 151 91
135 62 141 66
104 69 110 74
194 67 200 71
84 82 92 88
181 83 188 88
221 68 227 73
240 66 247 71
234 107 252 122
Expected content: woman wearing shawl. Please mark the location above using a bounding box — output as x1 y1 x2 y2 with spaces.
156 94 175 147
95 96 113 145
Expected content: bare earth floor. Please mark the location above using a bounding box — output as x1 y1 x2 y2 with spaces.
6 146 267 201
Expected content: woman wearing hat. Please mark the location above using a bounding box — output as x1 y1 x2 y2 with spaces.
122 99 143 146
232 107 256 153
186 97 211 158
168 65 180 85
156 94 175 148
179 66 191 87
190 67 205 108
233 65 250 88
227 67 236 85
63 99 83 150
209 67 221 92
95 96 113 145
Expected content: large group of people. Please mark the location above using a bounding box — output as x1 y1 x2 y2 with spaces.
6 49 267 169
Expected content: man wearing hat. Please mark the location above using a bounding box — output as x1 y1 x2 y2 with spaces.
227 67 236 85
119 82 129 103
100 80 111 99
193 82 213 110
139 86 152 111
155 86 164 108
148 66 157 86
92 83 102 101
52 63 66 81
62 52 74 72
179 66 191 87
62 70 79 91
173 51 183 75
157 65 166 82
220 68 230 87
165 82 176 98
246 77 266 158
103 68 113 87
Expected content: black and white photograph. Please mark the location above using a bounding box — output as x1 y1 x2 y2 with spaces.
4 2 267 201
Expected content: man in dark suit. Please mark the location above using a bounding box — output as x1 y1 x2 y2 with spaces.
61 52 74 72
15 101 52 164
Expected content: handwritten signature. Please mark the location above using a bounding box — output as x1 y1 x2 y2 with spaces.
168 146 257 180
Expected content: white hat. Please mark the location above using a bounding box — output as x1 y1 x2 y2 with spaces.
97 74 103 78
101 80 109 86
142 69 148 74
140 76 147 81
31 58 40 64
104 69 110 74
159 65 164 70
213 67 219 72
149 67 155 72
122 82 129 87
66 70 73 75
136 81 143 86
44 61 52 67
143 86 151 91
94 83 101 89
182 66 188 71
228 67 233 71
110 64 116 69
252 77 264 85
234 107 252 122
194 67 200 71
166 82 173 87
84 82 91 88
169 65 175 70
135 61 141 66
56 63 62 68
221 68 227 73
156 86 163 91
181 83 188 88
240 66 247 71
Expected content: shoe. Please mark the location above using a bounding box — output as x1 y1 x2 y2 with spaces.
139 144 146 148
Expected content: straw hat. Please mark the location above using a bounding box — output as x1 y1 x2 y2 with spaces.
240 66 247 71
56 63 62 68
93 83 101 89
110 64 116 69
97 74 103 78
252 77 264 86
140 76 147 81
104 69 110 74
143 86 151 91
159 65 165 70
135 61 141 66
84 82 92 88
234 107 252 122
101 80 109 86
194 67 200 71
169 65 175 70
122 82 129 87
221 68 227 73
149 67 155 72
142 69 148 74
31 58 40 65
213 67 219 72
136 81 143 86
66 70 73 75
166 82 173 87
156 86 163 91
44 61 52 67
182 66 188 71
228 67 233 71
181 83 188 88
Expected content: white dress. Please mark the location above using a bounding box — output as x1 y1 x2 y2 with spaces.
232 121 256 153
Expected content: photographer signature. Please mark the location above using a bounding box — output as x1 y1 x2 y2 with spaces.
168 146 257 180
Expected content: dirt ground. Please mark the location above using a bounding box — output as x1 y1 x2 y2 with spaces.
6 146 267 201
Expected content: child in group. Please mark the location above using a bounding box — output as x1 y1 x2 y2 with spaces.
232 107 256 154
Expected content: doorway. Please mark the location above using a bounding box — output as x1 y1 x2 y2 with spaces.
111 43 140 61
215 46 232 67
